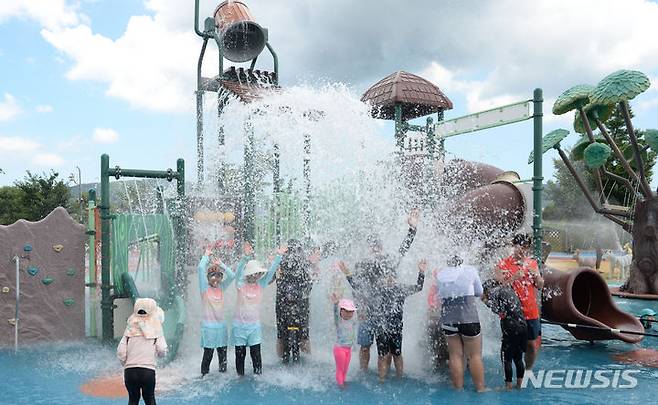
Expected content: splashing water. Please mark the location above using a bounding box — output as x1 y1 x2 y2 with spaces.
139 82 513 396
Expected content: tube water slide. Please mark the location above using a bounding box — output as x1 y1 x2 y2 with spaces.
444 160 644 343
542 267 644 343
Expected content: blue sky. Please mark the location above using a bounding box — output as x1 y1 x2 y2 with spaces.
2 0 658 189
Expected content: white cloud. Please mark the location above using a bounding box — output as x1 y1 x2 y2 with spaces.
0 93 22 121
92 128 119 143
0 136 41 153
36 104 54 113
42 6 204 113
32 152 65 167
35 0 658 117
0 136 64 167
0 0 79 30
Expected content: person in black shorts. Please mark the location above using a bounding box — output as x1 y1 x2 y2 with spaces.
275 239 320 363
434 255 486 392
372 260 425 383
338 209 419 372
482 279 528 389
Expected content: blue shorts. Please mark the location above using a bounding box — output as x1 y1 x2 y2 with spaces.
357 320 375 347
201 323 228 348
231 322 262 347
526 318 541 340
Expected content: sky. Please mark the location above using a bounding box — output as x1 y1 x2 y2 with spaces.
3 0 658 188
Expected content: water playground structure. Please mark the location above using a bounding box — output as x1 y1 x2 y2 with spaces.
2 0 658 402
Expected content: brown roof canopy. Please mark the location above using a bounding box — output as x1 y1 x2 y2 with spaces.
200 67 279 103
361 71 453 120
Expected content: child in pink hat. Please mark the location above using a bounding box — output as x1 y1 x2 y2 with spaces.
332 294 357 387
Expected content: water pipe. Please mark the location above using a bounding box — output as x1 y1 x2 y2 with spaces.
541 319 658 338
13 255 19 354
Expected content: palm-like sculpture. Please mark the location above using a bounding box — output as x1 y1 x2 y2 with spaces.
531 70 658 294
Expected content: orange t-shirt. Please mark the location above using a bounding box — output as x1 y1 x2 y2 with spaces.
497 256 540 320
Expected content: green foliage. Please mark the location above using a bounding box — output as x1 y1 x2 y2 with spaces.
0 171 71 225
543 156 596 220
645 129 658 152
0 186 27 225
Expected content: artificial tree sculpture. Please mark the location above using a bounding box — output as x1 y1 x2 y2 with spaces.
533 69 658 295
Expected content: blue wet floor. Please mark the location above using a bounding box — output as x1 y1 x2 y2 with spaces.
1 298 656 405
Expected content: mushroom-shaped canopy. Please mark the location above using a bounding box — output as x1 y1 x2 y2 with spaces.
573 103 615 134
571 134 606 161
644 129 658 152
583 142 612 169
553 84 594 115
528 128 569 164
361 71 453 120
590 70 651 105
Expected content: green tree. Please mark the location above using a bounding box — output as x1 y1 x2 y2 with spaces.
0 186 27 225
600 106 656 205
543 155 596 220
13 171 71 222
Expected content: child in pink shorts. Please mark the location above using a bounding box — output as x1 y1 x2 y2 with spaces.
332 295 357 387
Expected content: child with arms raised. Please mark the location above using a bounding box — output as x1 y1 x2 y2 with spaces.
197 244 236 376
232 242 286 375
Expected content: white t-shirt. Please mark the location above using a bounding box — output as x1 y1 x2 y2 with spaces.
435 265 483 299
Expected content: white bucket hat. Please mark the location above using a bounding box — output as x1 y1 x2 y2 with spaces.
244 259 266 277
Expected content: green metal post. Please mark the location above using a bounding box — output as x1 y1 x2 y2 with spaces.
87 189 97 337
196 38 207 188
303 133 311 237
174 158 187 299
273 143 281 245
177 159 185 198
243 120 256 245
532 89 544 263
394 103 403 150
265 42 279 85
100 154 113 343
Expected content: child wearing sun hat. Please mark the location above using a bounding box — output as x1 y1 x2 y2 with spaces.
117 298 167 405
331 293 357 386
231 242 286 375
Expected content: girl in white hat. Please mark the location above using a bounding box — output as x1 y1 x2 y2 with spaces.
231 242 287 375
116 298 167 405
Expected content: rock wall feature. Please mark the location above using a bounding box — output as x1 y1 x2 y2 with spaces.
0 207 86 347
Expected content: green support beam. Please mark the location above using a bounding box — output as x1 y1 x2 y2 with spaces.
100 154 112 343
532 89 544 263
99 154 186 343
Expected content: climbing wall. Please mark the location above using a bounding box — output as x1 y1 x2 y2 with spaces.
0 207 86 347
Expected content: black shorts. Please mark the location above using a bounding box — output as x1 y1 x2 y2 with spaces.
441 322 481 337
502 330 528 358
376 332 402 356
526 319 541 340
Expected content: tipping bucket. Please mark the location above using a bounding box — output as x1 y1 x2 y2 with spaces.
214 1 267 63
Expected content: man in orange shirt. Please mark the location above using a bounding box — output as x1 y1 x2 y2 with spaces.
494 234 544 369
